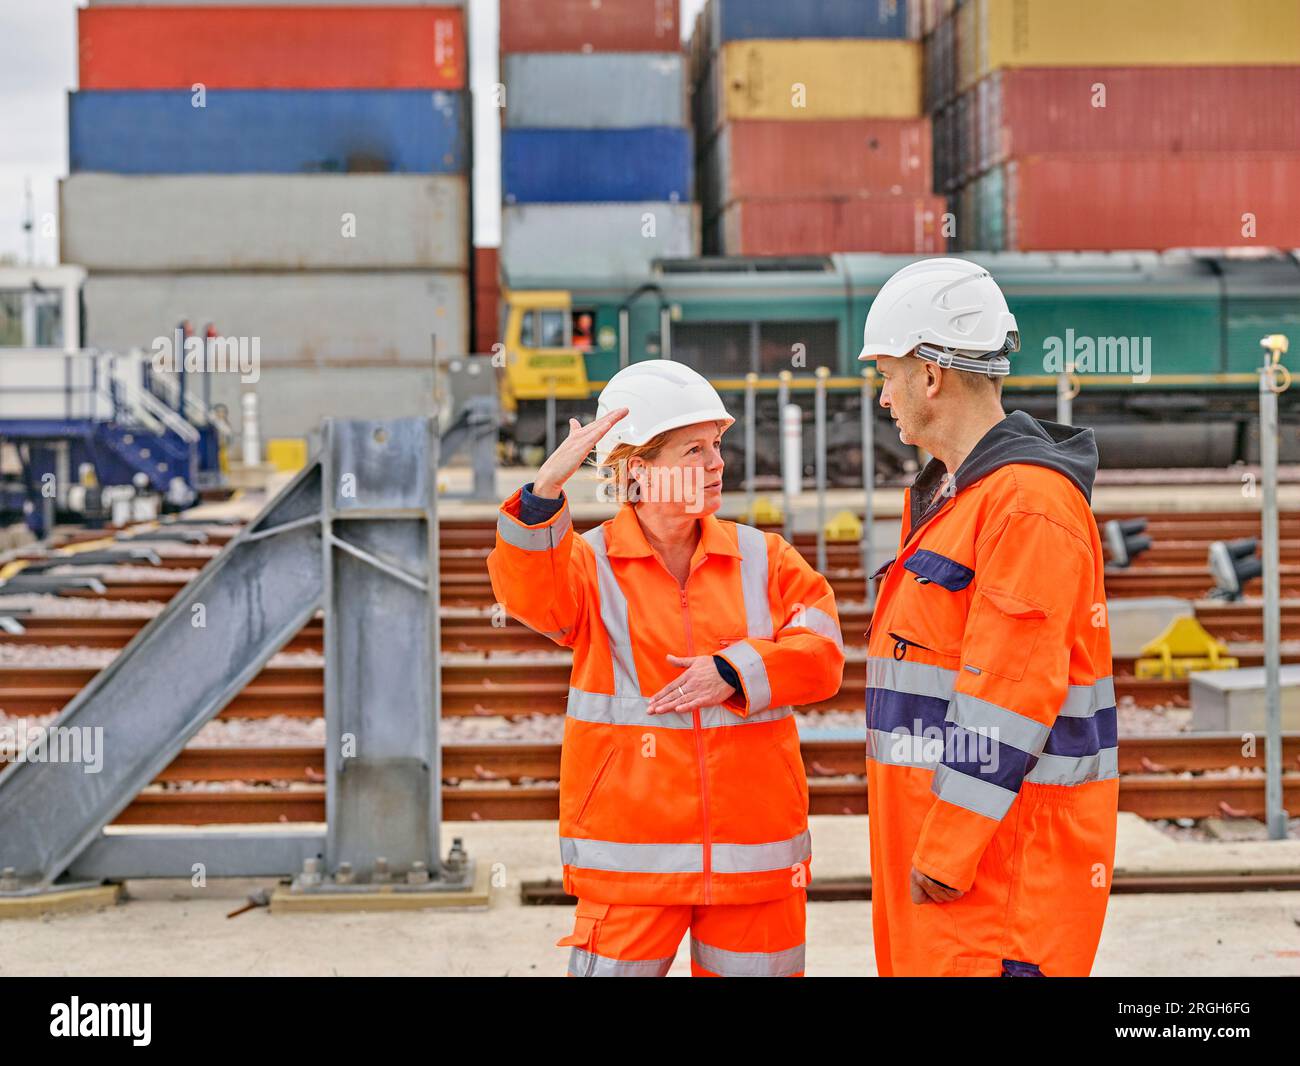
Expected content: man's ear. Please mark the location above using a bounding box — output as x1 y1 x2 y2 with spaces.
924 361 943 399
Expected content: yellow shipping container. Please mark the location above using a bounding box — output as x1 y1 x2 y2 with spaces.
715 39 922 124
977 0 1300 77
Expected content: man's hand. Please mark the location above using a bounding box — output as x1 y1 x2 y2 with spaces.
646 654 737 715
910 866 964 904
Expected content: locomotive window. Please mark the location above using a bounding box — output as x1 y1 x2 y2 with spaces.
520 309 569 349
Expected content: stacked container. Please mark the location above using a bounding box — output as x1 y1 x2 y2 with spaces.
690 0 945 256
925 0 1300 251
62 1 470 441
497 0 697 284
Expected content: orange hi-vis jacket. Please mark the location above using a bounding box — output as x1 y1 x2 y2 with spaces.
865 412 1119 977
487 488 846 906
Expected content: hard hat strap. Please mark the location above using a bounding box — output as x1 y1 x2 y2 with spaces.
915 338 1014 377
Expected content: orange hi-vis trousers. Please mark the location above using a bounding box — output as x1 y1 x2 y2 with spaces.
557 893 806 977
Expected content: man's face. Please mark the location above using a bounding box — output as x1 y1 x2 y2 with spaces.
874 355 930 447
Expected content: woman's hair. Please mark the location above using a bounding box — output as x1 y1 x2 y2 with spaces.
586 430 673 504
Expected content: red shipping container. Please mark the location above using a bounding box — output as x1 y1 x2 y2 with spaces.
719 196 948 256
1005 155 1300 251
500 0 678 53
703 119 932 204
474 246 501 354
987 67 1300 166
79 6 466 90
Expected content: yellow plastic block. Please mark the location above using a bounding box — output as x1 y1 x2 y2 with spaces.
1135 616 1240 681
265 438 308 474
825 509 863 543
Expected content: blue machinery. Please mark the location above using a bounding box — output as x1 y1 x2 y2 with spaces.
0 267 223 535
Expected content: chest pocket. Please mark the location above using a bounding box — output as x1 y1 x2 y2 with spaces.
888 549 975 657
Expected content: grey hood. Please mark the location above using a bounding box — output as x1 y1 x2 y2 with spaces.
907 410 1099 540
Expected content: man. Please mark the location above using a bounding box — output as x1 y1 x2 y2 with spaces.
859 258 1118 977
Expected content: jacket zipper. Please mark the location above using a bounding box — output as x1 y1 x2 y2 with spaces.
678 584 713 905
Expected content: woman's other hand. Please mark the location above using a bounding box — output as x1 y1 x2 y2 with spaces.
532 407 630 499
646 654 738 715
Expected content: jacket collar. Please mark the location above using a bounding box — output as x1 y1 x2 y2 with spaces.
604 503 743 560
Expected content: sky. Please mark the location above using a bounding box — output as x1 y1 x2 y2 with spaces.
0 0 709 265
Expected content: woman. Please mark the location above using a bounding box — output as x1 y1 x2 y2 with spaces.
487 361 845 977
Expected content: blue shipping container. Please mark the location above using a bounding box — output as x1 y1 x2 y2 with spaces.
501 128 692 204
69 90 468 174
710 0 907 43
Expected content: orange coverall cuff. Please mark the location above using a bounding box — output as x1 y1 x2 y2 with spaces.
910 850 975 895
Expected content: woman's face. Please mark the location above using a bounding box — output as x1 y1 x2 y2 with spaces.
628 420 726 518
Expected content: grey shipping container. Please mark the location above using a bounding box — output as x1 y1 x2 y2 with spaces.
83 271 468 364
502 53 687 129
208 365 436 443
61 174 469 272
500 202 699 285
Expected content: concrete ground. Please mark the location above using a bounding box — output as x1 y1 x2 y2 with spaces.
3 815 1298 977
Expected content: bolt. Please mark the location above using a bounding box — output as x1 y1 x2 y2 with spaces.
334 862 353 885
446 837 468 875
372 857 391 884
0 867 18 892
407 861 430 885
300 856 323 887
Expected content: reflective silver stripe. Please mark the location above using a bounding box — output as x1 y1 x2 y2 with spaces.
734 523 774 639
932 763 1017 820
866 656 958 700
568 947 673 978
561 837 703 874
1027 746 1119 785
581 526 641 698
949 691 1050 755
719 639 772 713
561 830 808 875
566 687 792 729
867 727 943 769
496 504 571 551
780 605 844 652
1058 676 1117 717
712 830 810 874
691 938 805 977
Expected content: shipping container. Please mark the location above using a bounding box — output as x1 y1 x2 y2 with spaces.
976 0 1300 78
500 203 699 283
717 196 947 256
699 40 922 132
499 0 677 53
207 366 438 444
980 67 1300 167
501 128 691 203
502 54 686 128
78 6 465 90
703 0 908 47
700 119 932 206
83 272 469 364
474 246 501 353
69 90 468 174
60 174 469 272
1004 155 1300 251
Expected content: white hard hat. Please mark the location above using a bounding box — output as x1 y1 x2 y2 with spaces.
594 360 735 466
858 257 1019 375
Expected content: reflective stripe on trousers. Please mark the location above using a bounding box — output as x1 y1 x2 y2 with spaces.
691 938 805 977
561 829 810 876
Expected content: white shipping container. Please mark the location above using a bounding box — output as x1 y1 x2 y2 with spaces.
503 53 688 128
83 271 468 365
208 366 437 443
501 202 699 285
61 174 469 272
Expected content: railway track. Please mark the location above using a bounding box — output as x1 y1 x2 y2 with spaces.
8 735 1296 825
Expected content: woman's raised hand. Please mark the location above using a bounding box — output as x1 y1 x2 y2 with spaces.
532 407 630 499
